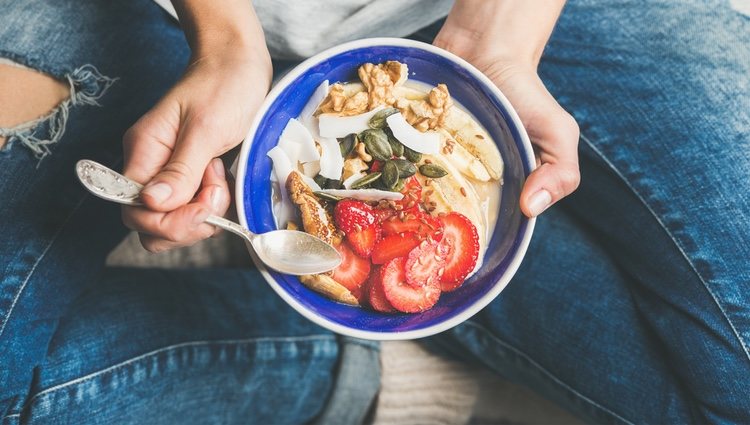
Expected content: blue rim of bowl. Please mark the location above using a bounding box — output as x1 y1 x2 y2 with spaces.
235 38 536 340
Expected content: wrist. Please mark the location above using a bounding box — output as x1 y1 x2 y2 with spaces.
435 0 565 72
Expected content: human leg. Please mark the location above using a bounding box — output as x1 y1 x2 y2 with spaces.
430 1 750 423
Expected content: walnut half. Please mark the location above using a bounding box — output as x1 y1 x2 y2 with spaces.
398 84 453 132
358 61 409 110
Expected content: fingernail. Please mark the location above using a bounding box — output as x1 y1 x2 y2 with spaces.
142 182 172 204
192 208 210 226
212 158 225 179
527 189 552 216
210 187 223 212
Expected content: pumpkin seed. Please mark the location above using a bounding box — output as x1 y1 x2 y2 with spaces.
350 172 382 189
314 191 343 202
360 129 392 161
384 127 404 157
391 158 416 178
392 178 406 192
325 178 343 189
382 160 399 190
313 175 328 188
368 107 400 129
403 146 422 163
338 133 356 157
419 163 449 178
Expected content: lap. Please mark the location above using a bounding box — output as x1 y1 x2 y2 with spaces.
0 0 190 415
437 2 750 423
19 267 349 425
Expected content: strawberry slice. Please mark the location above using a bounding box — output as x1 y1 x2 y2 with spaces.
405 239 448 288
373 207 396 224
371 233 421 264
346 226 380 258
332 241 371 291
381 257 441 313
382 211 443 240
370 160 383 172
438 212 480 291
395 176 422 209
334 199 376 235
367 267 397 313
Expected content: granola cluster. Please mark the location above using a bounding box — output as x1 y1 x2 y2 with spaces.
397 84 453 132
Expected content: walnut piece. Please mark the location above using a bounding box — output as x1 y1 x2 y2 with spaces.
358 61 408 110
398 84 453 132
341 157 369 182
317 83 369 116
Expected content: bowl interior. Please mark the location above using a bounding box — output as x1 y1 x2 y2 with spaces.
241 43 532 337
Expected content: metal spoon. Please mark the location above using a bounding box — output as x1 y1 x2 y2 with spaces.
75 159 341 275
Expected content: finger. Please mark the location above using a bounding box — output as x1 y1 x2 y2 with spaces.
520 114 580 218
122 99 181 184
121 159 229 248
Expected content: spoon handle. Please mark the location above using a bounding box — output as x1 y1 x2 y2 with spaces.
205 215 255 243
76 159 252 240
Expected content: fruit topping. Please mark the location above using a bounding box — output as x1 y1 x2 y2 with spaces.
367 267 397 313
405 239 448 288
371 233 422 265
382 211 443 240
437 212 479 291
332 241 371 292
334 199 376 234
381 257 441 313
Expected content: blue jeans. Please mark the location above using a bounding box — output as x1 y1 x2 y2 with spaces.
1 0 749 424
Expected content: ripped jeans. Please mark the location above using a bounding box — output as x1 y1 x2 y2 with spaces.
2 0 750 424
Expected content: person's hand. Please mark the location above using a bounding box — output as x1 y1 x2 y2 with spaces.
473 60 580 217
434 1 580 218
121 51 272 252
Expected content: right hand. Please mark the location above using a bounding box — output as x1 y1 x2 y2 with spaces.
121 51 272 252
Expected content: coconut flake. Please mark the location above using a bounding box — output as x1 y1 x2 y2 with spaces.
318 106 385 138
299 80 329 140
386 112 441 154
342 172 366 189
316 189 404 201
267 146 295 227
301 161 321 178
300 173 322 191
317 137 344 180
279 119 319 163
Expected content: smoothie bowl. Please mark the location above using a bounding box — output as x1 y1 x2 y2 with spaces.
235 38 535 340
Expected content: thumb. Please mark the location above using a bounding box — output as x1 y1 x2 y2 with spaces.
140 121 214 212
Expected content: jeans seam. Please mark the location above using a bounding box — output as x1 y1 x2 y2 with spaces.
20 335 336 415
579 133 750 365
461 321 635 425
0 195 88 340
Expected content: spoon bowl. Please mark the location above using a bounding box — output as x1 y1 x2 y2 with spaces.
75 160 341 275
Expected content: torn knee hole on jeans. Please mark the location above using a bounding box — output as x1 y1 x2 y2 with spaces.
0 61 117 159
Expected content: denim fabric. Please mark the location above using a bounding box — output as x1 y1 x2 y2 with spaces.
423 1 750 424
0 1 380 424
1 1 749 425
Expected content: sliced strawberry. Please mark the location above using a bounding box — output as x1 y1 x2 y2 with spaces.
370 160 383 172
381 257 441 313
346 226 381 258
334 199 376 235
395 177 421 210
332 242 371 291
382 211 443 240
373 207 396 224
438 212 480 291
371 233 421 264
367 267 397 313
405 239 448 288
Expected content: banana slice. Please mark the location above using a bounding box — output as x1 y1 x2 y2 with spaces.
299 274 359 306
442 105 504 182
418 154 487 257
435 128 491 182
